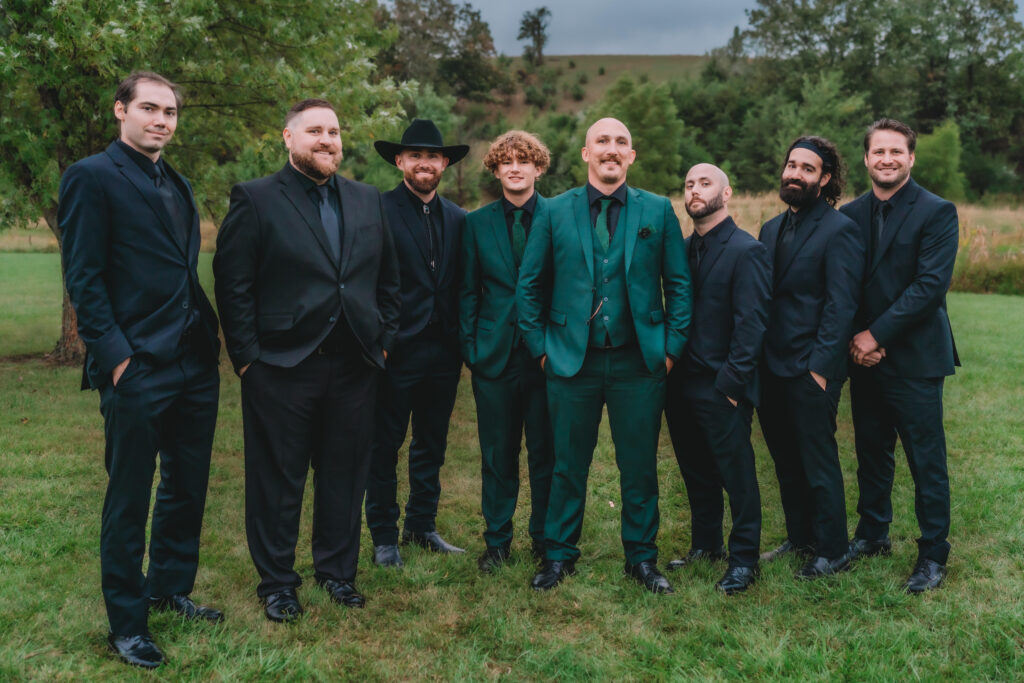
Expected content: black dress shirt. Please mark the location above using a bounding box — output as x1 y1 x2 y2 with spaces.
689 217 727 279
586 182 627 238
287 163 344 247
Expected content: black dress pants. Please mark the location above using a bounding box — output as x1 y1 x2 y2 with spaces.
849 367 951 564
241 351 376 597
758 370 848 559
365 329 462 545
665 372 761 568
98 349 218 636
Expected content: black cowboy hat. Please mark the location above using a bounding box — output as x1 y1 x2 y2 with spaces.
373 118 470 166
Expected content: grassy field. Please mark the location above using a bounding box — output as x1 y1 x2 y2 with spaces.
1 252 1023 680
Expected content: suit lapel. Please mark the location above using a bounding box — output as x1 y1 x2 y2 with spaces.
870 180 919 274
572 188 595 281
776 199 826 284
487 201 517 281
438 198 459 279
392 184 432 268
163 160 199 258
278 166 339 270
697 217 734 286
337 176 359 276
107 144 187 258
623 186 641 274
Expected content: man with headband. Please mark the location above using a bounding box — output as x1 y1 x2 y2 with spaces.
664 163 770 595
757 137 864 579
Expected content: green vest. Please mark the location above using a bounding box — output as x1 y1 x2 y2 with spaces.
589 220 636 347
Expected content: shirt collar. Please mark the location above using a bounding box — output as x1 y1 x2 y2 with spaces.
287 162 335 196
695 216 729 243
586 181 627 207
115 139 160 180
502 191 538 218
873 178 912 209
401 181 441 212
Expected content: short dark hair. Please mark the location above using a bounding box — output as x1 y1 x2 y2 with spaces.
285 99 336 128
864 117 917 153
782 135 846 207
114 71 182 110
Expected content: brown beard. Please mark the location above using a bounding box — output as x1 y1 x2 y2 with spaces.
404 167 441 194
291 147 340 180
686 192 725 219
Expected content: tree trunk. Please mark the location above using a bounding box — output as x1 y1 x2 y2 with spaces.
43 206 85 364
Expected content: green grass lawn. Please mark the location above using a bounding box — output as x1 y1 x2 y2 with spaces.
1 254 1022 680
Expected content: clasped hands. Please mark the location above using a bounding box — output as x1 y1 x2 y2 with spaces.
849 329 886 368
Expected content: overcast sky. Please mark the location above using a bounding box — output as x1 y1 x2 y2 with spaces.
480 0 1024 56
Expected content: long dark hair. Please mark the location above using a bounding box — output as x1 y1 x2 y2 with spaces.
782 135 845 207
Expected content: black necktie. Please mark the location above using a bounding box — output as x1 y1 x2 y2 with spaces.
874 201 891 244
154 165 187 246
423 203 439 272
317 184 341 263
696 238 708 268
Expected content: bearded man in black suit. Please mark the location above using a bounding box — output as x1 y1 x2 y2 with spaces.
215 99 400 621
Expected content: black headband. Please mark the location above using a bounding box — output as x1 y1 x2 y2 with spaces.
791 140 834 168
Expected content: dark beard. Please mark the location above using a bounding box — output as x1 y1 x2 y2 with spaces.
404 169 440 194
292 148 339 180
779 178 820 208
685 192 725 219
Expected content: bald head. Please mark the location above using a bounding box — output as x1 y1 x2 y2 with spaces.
586 117 631 147
582 117 636 192
684 162 732 232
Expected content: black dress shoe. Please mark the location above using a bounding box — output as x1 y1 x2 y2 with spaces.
715 565 759 595
796 553 852 579
849 536 892 560
108 633 164 669
402 529 466 554
373 544 404 568
904 559 946 593
319 579 366 608
625 560 674 594
149 594 224 623
760 539 814 562
666 547 727 570
262 588 303 623
477 545 511 573
531 560 576 591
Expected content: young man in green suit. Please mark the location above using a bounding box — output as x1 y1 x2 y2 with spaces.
459 131 554 573
517 118 692 594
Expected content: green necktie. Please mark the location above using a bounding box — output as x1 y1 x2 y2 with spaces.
511 209 526 265
595 198 611 252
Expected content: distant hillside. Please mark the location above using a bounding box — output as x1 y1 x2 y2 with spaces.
497 54 706 124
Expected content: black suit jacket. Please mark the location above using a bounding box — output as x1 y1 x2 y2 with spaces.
59 141 220 389
214 165 400 372
682 217 771 405
381 182 466 347
759 197 865 380
840 178 960 378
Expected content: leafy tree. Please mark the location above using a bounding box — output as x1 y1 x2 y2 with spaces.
375 0 508 100
0 0 407 361
518 7 551 67
913 120 968 201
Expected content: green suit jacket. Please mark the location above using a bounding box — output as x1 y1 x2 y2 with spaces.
516 185 692 377
459 195 548 379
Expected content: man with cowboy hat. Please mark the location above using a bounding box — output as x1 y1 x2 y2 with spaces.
366 118 470 567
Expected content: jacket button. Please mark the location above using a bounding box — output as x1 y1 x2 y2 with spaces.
339 283 345 289
329 316 336 323
181 302 188 309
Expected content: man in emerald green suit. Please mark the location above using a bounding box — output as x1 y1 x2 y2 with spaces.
517 118 692 594
459 131 554 573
